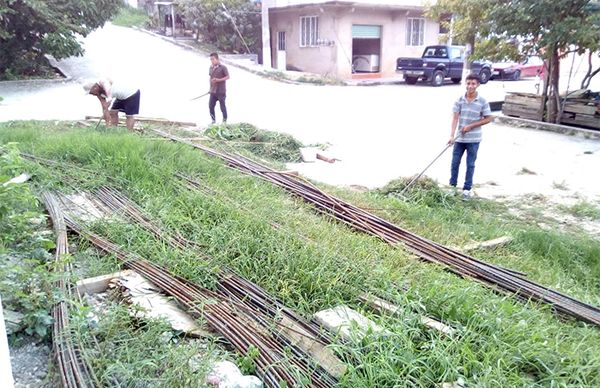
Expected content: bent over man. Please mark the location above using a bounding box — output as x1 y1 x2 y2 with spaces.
84 78 140 131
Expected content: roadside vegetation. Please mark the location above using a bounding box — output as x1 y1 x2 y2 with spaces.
0 1 122 80
111 5 150 28
1 121 600 386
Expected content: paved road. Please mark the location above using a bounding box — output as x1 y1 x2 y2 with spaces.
0 24 599 204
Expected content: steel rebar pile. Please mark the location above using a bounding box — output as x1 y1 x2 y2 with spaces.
42 193 98 388
151 128 600 327
61 212 337 387
93 186 198 252
87 187 340 379
92 186 331 339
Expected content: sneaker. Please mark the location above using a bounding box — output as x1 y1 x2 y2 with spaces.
462 189 472 200
446 186 458 195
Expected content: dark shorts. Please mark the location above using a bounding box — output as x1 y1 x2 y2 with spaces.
110 89 140 116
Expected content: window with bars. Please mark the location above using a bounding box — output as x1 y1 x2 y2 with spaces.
277 31 286 51
406 18 425 46
300 16 319 47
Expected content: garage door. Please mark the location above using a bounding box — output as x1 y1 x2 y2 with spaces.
352 25 381 39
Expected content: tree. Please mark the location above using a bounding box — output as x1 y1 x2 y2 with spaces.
0 0 122 79
427 0 495 73
580 2 600 89
490 0 600 123
176 0 261 56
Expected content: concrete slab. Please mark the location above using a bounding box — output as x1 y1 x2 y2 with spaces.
313 305 390 341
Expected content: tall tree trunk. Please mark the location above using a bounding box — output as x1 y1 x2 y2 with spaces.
581 51 600 90
462 35 475 83
547 47 561 124
540 57 551 122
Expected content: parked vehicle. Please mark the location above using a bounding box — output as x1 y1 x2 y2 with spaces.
491 56 544 80
396 45 492 86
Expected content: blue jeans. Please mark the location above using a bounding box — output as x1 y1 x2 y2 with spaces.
449 142 480 191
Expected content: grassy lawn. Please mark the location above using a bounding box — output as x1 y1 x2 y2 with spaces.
111 6 150 28
1 121 600 386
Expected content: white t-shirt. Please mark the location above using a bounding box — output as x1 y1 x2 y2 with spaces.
100 78 138 100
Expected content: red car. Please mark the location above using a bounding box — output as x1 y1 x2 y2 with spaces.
491 56 544 80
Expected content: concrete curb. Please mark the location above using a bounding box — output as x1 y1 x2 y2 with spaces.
497 115 600 140
132 27 303 86
132 27 369 87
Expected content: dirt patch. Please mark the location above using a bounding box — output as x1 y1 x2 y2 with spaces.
500 193 600 238
10 336 54 387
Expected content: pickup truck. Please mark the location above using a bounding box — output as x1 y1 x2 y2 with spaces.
396 45 492 86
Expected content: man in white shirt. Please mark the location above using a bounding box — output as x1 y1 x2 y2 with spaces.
84 78 140 131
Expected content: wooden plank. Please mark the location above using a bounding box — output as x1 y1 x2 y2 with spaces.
278 316 347 378
502 103 542 119
560 116 600 130
505 95 541 107
85 115 196 127
503 108 542 121
461 236 514 253
563 104 598 115
76 270 133 296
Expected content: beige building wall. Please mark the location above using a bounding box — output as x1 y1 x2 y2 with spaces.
269 9 339 76
269 6 439 78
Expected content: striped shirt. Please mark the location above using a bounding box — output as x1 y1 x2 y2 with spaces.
453 93 491 143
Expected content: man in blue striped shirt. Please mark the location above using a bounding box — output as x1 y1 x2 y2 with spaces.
448 73 493 199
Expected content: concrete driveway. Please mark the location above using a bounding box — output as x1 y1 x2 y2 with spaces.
0 23 599 206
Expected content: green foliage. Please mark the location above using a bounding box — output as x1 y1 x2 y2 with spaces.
74 301 219 386
490 0 600 56
111 5 150 28
204 122 303 162
237 344 259 374
0 144 57 339
176 0 261 54
0 0 122 79
427 0 494 61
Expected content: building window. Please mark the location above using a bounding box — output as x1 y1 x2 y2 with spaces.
406 18 425 46
278 31 286 51
300 16 319 47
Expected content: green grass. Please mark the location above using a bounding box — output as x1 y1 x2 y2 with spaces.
111 6 150 28
1 121 600 386
560 200 600 220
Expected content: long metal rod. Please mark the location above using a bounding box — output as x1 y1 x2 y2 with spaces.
148 127 600 327
59 203 337 387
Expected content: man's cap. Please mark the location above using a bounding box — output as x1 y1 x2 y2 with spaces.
83 82 95 93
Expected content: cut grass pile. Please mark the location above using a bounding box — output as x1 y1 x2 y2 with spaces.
204 122 303 163
1 121 600 386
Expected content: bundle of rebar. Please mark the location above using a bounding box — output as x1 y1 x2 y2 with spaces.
151 128 600 327
41 193 98 388
59 207 337 387
91 186 332 342
86 187 342 379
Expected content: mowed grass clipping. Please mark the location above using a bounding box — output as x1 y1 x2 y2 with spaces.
1 121 600 386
